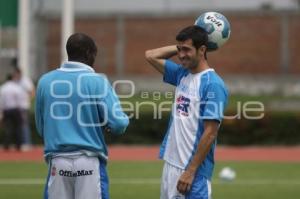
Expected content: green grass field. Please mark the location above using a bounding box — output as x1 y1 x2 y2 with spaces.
0 161 299 199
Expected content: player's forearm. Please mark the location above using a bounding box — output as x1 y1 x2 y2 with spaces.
145 46 177 74
145 45 177 60
186 125 218 174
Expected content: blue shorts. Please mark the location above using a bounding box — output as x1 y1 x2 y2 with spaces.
44 155 109 199
186 174 211 199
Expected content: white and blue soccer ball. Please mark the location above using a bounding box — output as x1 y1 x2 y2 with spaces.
194 12 231 51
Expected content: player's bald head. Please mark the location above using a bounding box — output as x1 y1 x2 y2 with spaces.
66 33 98 67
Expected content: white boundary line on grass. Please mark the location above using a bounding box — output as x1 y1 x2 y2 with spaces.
0 178 300 185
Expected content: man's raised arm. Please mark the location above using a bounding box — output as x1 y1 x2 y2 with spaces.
145 45 177 74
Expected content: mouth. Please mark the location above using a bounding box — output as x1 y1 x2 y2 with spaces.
181 58 190 66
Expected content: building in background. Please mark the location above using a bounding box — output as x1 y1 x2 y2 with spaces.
0 0 300 95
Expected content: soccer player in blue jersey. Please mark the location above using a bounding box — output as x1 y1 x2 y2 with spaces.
35 33 129 199
145 26 228 199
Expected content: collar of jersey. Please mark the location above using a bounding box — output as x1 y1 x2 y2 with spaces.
189 68 214 76
58 61 95 72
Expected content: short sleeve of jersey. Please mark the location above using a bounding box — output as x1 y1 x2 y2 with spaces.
202 83 228 122
163 60 184 86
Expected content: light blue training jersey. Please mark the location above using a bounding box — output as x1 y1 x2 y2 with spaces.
159 60 229 179
35 61 129 161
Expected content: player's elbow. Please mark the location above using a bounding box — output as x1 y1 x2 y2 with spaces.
145 50 155 63
36 124 43 137
111 116 129 135
207 129 219 143
209 131 218 141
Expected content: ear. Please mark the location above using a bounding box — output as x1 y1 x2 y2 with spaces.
199 45 207 54
197 45 207 57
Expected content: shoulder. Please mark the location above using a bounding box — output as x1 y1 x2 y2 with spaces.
202 70 225 86
38 70 57 81
92 73 109 82
78 72 110 86
36 70 60 90
200 70 228 95
165 60 189 79
165 60 188 72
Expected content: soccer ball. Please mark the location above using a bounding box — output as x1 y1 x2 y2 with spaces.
218 167 236 181
194 12 231 51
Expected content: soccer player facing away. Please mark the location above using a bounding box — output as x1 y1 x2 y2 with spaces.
35 33 129 199
145 26 228 199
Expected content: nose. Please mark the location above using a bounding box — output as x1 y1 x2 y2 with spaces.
178 51 186 59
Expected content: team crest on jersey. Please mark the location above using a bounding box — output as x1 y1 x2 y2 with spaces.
176 95 190 116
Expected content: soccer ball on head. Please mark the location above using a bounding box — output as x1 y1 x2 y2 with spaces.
194 12 231 51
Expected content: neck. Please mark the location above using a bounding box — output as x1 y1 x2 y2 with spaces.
190 59 209 74
68 59 93 67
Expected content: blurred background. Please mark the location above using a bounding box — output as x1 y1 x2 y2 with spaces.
0 1 300 198
1 0 300 89
1 0 299 145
